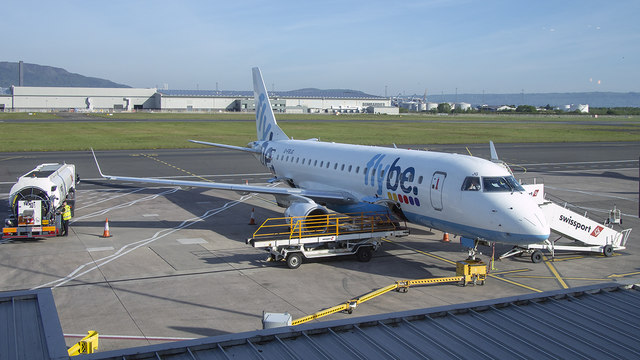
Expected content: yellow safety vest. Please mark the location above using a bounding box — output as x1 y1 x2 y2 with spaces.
62 204 72 221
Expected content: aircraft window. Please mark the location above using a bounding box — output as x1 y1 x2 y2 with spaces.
320 161 324 167
356 166 360 173
326 162 330 168
505 176 525 192
348 165 352 172
462 176 481 191
341 164 345 171
334 163 338 170
296 157 299 163
363 167 367 175
418 175 423 184
314 160 318 166
286 156 289 162
381 169 385 178
372 168 376 177
483 176 524 192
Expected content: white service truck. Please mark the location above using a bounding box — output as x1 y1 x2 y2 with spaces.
3 163 78 239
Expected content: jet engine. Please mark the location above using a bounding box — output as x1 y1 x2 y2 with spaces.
284 200 329 219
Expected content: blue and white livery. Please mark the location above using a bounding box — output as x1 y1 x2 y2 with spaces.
94 67 550 247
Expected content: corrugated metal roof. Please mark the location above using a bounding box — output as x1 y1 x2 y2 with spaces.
87 283 640 360
0 288 68 360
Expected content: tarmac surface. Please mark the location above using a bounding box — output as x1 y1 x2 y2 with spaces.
0 142 638 352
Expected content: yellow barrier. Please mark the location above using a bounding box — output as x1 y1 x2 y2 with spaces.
252 212 400 242
292 261 487 325
67 331 99 356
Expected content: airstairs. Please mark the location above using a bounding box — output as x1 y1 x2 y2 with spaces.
500 182 632 263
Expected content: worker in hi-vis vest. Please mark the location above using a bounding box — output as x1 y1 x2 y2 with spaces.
61 200 72 236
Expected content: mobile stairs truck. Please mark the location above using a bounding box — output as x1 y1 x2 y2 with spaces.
247 212 410 268
501 181 632 263
3 163 78 239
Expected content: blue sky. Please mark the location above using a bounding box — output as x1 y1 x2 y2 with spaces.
5 0 639 95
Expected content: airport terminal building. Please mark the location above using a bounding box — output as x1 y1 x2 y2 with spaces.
0 86 397 114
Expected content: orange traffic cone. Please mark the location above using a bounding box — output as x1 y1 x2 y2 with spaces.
248 208 256 225
442 232 450 242
101 218 112 238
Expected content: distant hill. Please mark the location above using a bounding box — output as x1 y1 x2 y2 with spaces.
0 61 130 88
277 88 383 98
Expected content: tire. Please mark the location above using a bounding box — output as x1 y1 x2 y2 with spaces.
603 245 613 257
531 250 543 263
356 246 373 262
286 253 302 269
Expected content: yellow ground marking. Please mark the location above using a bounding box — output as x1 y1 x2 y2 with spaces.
136 153 213 182
487 274 542 293
489 268 531 275
508 275 610 281
608 271 640 278
0 156 28 162
383 238 456 265
542 255 568 289
544 255 586 262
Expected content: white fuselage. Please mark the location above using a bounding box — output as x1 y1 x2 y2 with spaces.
255 139 550 245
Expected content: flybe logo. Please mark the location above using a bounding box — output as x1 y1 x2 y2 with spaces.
256 93 273 141
365 154 420 205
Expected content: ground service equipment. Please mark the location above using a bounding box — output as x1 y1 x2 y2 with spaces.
247 213 410 268
3 163 78 239
500 181 632 262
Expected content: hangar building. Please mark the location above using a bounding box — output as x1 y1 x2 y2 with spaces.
0 86 396 114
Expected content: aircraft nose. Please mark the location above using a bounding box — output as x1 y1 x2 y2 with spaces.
515 200 550 242
524 205 550 236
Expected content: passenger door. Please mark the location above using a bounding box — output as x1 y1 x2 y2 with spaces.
430 171 446 211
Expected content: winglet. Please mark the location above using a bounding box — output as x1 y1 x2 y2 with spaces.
91 148 108 178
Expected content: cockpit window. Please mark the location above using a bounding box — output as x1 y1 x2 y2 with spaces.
505 176 525 192
461 176 481 191
482 176 525 192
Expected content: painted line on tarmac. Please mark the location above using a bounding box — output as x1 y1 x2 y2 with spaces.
545 185 637 202
73 188 149 212
519 160 638 166
542 255 568 289
507 275 610 281
487 274 542 292
383 238 456 265
71 188 179 222
32 187 272 290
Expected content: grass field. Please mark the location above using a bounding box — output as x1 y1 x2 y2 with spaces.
1 112 638 152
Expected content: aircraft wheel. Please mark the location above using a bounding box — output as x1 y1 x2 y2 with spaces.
286 253 302 269
603 245 613 257
356 246 373 262
531 250 543 263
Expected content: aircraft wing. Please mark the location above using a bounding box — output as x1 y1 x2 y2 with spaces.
189 140 261 154
91 149 355 204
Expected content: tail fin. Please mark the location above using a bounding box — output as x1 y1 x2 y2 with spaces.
253 67 288 141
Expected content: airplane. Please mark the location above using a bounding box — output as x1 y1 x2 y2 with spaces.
93 67 550 260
